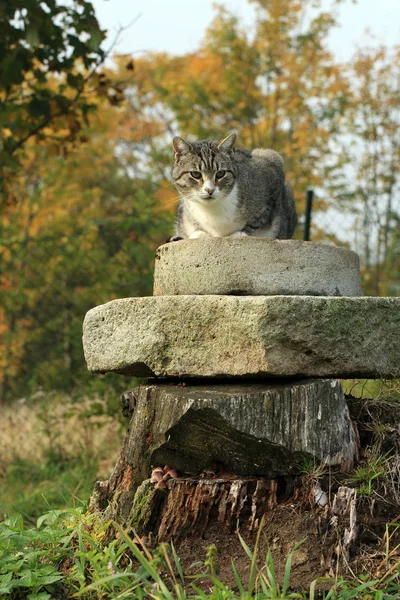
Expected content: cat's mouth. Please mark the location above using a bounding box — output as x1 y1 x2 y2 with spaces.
197 192 222 203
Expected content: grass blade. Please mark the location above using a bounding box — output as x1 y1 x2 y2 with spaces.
115 524 174 600
231 559 244 596
190 583 210 599
73 572 139 597
171 542 185 583
282 539 306 596
246 515 265 597
264 547 278 596
237 531 254 562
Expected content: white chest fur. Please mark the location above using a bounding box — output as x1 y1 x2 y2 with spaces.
185 184 245 237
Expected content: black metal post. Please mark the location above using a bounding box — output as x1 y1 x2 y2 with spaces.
304 189 314 241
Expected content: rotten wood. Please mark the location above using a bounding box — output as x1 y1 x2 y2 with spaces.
331 486 358 561
143 477 278 542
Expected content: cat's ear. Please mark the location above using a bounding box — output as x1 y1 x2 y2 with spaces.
218 133 236 153
172 137 193 159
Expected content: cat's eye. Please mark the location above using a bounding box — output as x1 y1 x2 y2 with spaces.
190 171 202 180
216 170 226 179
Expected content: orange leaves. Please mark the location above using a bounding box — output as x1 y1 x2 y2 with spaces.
154 181 178 214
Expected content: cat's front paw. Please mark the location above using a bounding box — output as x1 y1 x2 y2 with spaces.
229 231 249 238
189 231 210 239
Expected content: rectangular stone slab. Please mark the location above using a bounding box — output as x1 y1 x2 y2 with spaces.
82 295 400 378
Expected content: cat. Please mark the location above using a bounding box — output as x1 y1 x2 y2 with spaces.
171 133 296 240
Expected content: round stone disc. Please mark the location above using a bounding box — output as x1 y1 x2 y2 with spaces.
153 238 360 297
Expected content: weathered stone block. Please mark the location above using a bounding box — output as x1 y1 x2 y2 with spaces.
82 295 400 379
153 238 360 297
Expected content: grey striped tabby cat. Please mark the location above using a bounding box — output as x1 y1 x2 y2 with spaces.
171 133 296 240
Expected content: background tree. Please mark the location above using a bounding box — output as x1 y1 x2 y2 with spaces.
0 0 105 207
338 46 400 294
0 4 172 401
0 89 173 401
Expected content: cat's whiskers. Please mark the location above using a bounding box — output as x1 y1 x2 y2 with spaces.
163 182 179 191
180 191 198 208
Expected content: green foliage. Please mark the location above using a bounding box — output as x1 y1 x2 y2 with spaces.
0 513 65 598
296 458 328 485
232 521 306 599
0 131 173 400
204 544 219 578
342 379 400 402
313 571 400 599
0 0 106 206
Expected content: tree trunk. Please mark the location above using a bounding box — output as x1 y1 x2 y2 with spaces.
89 379 358 527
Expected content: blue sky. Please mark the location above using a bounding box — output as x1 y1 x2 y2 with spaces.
92 0 400 61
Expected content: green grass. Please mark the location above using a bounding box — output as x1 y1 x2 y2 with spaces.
1 446 98 522
345 445 391 497
0 510 400 599
0 391 123 522
341 379 400 401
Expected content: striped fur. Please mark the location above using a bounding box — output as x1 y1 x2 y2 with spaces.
172 134 297 239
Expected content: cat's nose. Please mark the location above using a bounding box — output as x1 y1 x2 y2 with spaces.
205 187 215 196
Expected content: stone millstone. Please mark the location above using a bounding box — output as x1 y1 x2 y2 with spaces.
153 238 360 297
82 295 400 379
92 380 357 524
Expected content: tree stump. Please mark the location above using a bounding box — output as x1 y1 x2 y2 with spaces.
90 379 358 532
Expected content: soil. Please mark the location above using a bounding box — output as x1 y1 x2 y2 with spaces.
175 509 327 593
170 493 400 594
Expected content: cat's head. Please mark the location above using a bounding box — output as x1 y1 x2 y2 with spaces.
172 134 237 204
